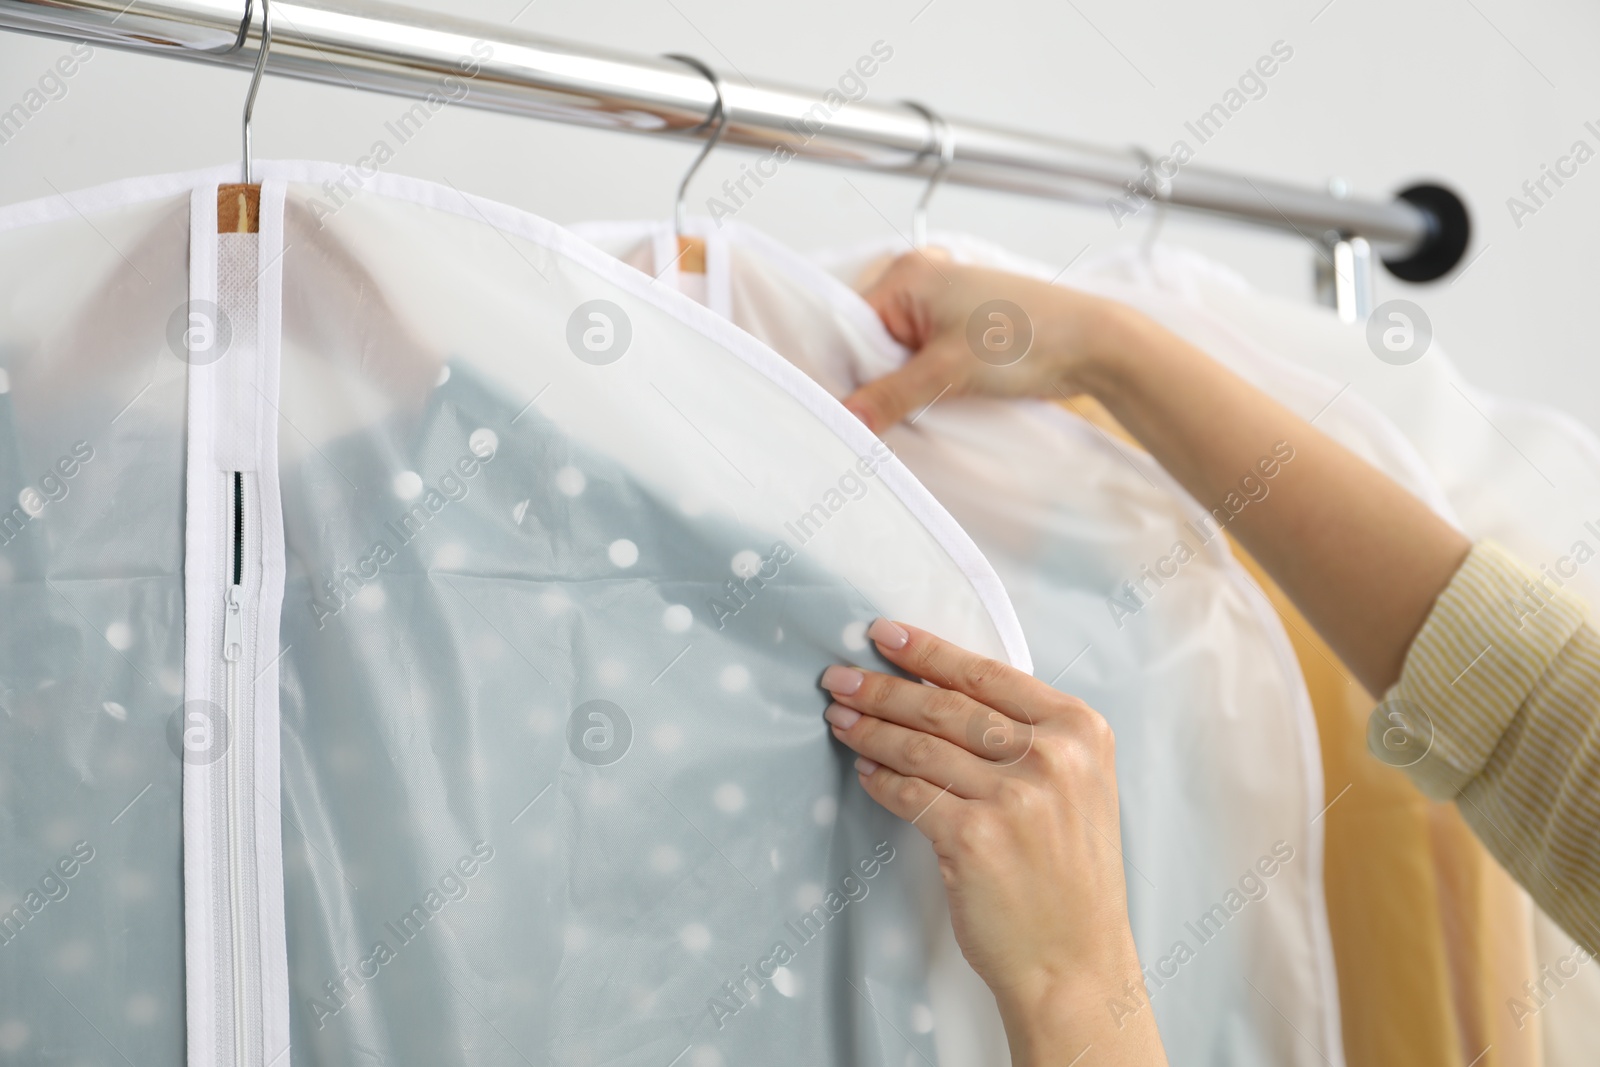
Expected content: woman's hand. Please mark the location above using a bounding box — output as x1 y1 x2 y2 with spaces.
843 252 1128 434
820 619 1168 1066
849 252 1471 696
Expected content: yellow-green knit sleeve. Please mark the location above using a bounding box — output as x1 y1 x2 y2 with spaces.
1371 539 1600 953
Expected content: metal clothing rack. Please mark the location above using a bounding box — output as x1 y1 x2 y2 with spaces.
0 0 1472 318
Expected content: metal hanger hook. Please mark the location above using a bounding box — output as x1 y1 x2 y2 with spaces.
904 101 955 249
230 0 254 51
663 54 728 238
241 0 272 184
1130 144 1171 261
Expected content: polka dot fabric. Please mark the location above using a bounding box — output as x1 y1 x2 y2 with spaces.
0 167 1028 1067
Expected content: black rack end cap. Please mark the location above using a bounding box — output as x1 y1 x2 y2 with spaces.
1382 183 1471 283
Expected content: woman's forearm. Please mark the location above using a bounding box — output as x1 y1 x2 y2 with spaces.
846 254 1472 695
1079 303 1471 695
997 971 1170 1067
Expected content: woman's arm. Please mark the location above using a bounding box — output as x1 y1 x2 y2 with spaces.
842 254 1470 695
822 619 1170 1066
832 256 1600 1032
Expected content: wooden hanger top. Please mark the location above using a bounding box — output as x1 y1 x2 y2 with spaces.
218 183 260 234
676 233 707 274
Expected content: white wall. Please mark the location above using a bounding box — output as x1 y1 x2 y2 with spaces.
2 0 1597 431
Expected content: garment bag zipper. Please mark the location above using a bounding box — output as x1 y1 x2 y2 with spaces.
222 470 256 1066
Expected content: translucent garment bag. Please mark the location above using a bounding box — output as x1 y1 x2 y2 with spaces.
0 163 1029 1067
1093 244 1600 1064
0 182 192 1066
1084 242 1600 595
572 217 1345 1067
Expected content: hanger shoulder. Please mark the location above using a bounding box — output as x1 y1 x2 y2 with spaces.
218 184 261 234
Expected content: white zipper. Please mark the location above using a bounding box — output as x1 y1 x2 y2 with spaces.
185 185 290 1067
221 469 260 1067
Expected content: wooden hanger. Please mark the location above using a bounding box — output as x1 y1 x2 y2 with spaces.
676 233 707 273
218 184 261 234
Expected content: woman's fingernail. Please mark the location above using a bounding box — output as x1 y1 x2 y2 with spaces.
821 665 864 695
825 703 862 730
868 618 909 650
855 757 880 776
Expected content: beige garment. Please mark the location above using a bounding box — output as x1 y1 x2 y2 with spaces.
1429 802 1543 1066
1229 542 1464 1066
1067 398 1541 1067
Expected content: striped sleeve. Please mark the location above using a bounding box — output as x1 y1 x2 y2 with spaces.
1371 539 1600 955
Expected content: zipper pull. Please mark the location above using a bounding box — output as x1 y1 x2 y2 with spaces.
223 584 244 662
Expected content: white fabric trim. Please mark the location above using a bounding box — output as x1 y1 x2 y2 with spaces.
648 225 681 296
703 225 734 321
691 217 908 375
573 216 905 380
177 178 293 1067
252 178 293 1067
182 181 224 1067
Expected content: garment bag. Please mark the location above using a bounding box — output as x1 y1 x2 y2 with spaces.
1093 244 1600 1065
574 217 1344 1067
0 162 1030 1067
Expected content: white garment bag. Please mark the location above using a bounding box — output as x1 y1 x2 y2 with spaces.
573 217 1346 1067
0 163 1030 1067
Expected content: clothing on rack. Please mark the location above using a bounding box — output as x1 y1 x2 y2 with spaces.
1059 241 1600 1066
1058 389 1505 1067
1046 243 1517 1067
573 216 1346 1067
0 163 1030 1067
818 231 1572 1067
0 142 1577 1067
